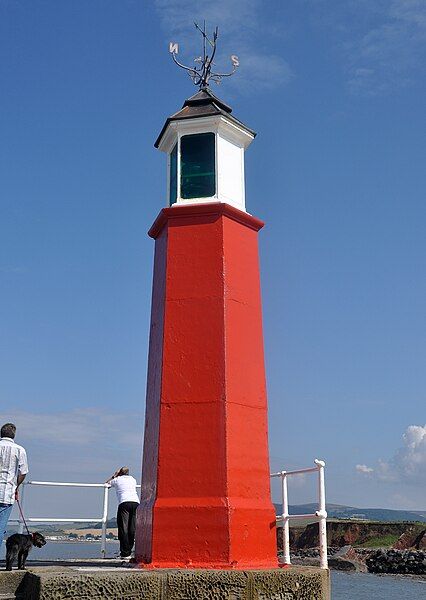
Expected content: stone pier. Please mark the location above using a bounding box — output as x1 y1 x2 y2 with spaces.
0 561 330 600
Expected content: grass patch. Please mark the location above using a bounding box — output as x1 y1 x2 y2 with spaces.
355 534 400 548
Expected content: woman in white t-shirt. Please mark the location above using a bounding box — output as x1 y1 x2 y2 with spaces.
106 466 140 559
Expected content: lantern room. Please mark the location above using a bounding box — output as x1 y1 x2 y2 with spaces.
155 88 256 212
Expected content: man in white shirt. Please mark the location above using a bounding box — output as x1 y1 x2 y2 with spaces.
106 466 139 559
0 423 29 550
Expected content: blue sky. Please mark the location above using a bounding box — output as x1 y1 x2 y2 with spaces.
1 0 425 522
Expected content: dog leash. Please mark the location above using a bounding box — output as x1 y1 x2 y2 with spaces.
16 497 31 536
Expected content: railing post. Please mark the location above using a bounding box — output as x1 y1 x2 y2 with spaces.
315 459 328 569
281 471 291 565
100 484 109 558
17 483 26 534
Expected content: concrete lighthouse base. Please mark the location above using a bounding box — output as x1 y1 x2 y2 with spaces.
0 564 330 600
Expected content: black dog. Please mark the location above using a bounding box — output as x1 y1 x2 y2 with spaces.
5 532 46 570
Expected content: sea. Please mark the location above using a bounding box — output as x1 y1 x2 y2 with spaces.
2 542 426 599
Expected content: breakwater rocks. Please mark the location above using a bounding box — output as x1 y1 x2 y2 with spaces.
366 549 426 575
287 547 426 575
291 548 340 559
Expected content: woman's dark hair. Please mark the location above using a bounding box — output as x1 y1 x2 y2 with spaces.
1 423 16 439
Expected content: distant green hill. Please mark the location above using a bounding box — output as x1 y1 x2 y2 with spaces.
82 518 117 529
84 504 426 530
273 503 426 523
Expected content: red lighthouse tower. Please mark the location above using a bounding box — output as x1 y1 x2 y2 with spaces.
135 87 278 569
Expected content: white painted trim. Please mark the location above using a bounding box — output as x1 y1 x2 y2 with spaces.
166 151 171 206
176 135 181 203
214 132 218 201
158 115 254 154
158 123 179 155
240 145 246 208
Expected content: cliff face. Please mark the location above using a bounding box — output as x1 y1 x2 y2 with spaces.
393 525 426 549
281 521 426 550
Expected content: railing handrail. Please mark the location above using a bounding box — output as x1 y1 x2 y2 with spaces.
271 458 328 569
26 480 142 488
13 480 140 557
9 516 105 522
271 467 317 477
13 466 327 567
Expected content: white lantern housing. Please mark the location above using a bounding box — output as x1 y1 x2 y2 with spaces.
155 89 256 213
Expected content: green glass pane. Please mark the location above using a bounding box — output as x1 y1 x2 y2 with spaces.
181 133 215 199
169 143 177 206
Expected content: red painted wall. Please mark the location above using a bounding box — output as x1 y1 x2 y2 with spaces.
135 226 168 563
135 203 277 569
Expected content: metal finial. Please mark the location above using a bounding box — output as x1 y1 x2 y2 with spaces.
169 21 239 89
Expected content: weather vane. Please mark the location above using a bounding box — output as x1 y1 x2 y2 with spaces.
169 21 239 89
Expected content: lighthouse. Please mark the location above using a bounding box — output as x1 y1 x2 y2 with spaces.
135 27 278 570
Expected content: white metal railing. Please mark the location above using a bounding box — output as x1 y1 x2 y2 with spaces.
9 480 141 558
271 459 328 569
9 464 327 565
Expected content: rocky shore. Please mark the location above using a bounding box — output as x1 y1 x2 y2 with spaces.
286 547 426 575
286 547 366 572
276 520 426 574
366 549 426 575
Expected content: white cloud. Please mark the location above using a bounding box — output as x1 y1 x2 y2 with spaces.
394 425 426 479
154 0 293 94
155 0 426 96
356 424 426 483
234 52 293 94
0 408 143 447
0 409 145 516
0 265 26 274
356 463 374 474
0 409 144 480
155 0 259 33
346 0 426 94
391 0 426 26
